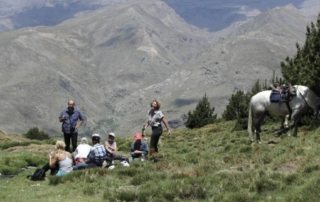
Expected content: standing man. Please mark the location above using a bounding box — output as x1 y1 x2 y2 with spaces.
59 100 85 152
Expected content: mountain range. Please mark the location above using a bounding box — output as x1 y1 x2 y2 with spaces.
0 0 317 136
0 0 318 32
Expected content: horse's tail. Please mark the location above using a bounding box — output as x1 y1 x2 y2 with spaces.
247 99 254 141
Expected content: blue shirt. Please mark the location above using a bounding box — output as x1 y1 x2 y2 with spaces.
87 143 106 166
130 140 149 156
59 108 84 134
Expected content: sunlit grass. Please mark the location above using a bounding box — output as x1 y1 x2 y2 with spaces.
1 121 320 201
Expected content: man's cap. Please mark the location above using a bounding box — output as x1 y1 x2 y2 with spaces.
108 132 115 137
92 133 100 138
134 132 142 140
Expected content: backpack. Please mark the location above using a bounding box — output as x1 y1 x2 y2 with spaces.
28 168 46 181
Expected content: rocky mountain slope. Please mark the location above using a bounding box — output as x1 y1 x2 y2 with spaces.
0 0 312 135
0 0 210 135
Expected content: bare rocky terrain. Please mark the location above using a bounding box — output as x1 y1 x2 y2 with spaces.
0 0 317 136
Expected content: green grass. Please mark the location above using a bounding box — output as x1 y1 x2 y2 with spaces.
0 152 47 175
1 121 320 201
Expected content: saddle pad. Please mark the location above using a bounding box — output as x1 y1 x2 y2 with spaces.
270 91 281 103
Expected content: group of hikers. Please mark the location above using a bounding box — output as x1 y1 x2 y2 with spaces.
36 99 171 178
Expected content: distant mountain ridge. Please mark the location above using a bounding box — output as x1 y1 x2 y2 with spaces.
0 0 313 136
0 0 129 31
0 0 317 32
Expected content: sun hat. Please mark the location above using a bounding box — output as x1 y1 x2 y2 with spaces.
108 132 115 137
80 137 88 144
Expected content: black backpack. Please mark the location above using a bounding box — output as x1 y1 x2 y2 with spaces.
28 168 46 181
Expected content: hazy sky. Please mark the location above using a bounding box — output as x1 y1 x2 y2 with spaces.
164 0 308 31
0 0 318 32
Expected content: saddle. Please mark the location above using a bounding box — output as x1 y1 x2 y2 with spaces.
270 86 296 120
270 86 296 103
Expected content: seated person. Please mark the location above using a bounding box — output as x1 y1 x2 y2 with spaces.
130 132 148 161
105 132 129 167
73 133 106 170
73 137 92 165
49 140 73 176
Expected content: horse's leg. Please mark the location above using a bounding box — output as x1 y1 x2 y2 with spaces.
292 116 301 137
253 112 266 143
277 115 290 136
284 114 290 128
288 110 300 137
280 117 285 129
249 128 255 143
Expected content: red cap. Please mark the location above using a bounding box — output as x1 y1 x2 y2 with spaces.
134 132 142 140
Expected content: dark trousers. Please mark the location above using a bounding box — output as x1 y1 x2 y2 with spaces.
150 127 163 152
42 163 59 176
131 153 142 158
131 153 147 160
63 132 78 152
105 154 129 167
73 163 98 170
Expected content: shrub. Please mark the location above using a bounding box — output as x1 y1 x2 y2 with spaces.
83 185 96 196
225 192 251 202
24 127 50 140
287 178 320 201
0 153 46 176
0 141 33 149
303 165 319 173
222 90 250 121
48 175 63 186
185 94 217 129
284 174 299 185
251 177 278 193
222 79 270 130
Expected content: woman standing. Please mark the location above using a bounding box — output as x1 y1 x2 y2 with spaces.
143 99 171 157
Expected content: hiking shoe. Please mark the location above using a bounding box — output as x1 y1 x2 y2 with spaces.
102 161 108 168
108 165 115 170
121 161 130 167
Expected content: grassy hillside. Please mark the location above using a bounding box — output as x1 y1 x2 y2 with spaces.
1 121 320 201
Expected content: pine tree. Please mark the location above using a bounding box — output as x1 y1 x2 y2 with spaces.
222 79 271 130
185 94 217 129
281 14 320 95
222 90 250 121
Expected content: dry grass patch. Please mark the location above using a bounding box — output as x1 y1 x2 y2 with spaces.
5 144 53 155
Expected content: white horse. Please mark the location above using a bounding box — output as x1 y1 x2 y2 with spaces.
248 85 319 142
